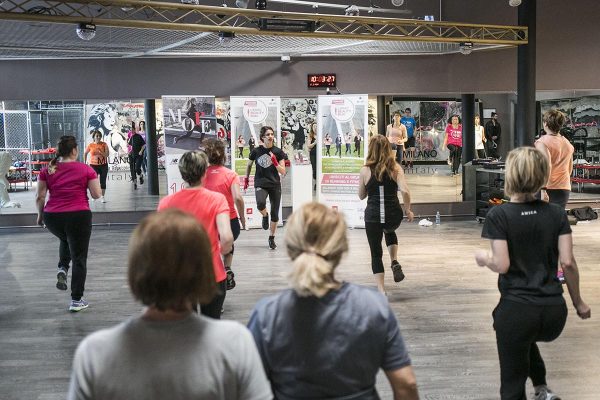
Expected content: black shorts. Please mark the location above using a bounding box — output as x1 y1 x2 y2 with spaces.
406 136 416 148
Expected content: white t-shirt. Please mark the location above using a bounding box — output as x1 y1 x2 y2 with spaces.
68 314 272 400
475 125 485 150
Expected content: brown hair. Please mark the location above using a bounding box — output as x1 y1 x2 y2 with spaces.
260 126 274 141
285 202 348 297
204 138 226 166
543 109 566 133
365 134 398 182
504 147 549 197
48 135 77 175
91 130 102 140
178 150 208 186
128 209 216 311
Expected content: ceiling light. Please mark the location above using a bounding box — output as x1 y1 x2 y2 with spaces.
509 0 522 6
255 0 267 10
391 0 404 6
218 31 235 46
459 42 473 55
180 0 200 4
345 5 360 16
235 0 249 7
76 23 96 40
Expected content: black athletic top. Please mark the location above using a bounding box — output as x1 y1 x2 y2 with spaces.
128 134 145 155
482 200 570 305
249 145 286 188
364 169 403 224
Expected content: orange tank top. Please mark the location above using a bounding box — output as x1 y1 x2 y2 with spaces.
536 134 574 190
86 142 109 165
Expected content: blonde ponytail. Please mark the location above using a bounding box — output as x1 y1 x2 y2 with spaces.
285 203 348 298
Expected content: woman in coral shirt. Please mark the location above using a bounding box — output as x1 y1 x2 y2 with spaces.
84 130 110 202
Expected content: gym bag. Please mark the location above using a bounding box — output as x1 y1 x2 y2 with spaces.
568 206 598 221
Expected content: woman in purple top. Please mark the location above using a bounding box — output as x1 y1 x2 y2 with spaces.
36 136 102 312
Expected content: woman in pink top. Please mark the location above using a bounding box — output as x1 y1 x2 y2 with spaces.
36 136 102 312
535 110 574 209
203 139 246 291
443 115 463 176
158 150 234 319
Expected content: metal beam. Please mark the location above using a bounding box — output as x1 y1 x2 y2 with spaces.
0 0 528 45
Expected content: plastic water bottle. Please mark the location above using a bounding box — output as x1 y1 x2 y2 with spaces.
435 211 441 225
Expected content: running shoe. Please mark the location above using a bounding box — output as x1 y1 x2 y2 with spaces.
139 175 144 185
262 214 269 230
391 261 405 282
56 268 67 291
534 387 561 400
69 299 89 312
268 236 277 250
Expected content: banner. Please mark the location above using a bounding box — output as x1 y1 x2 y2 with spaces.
317 95 368 228
161 96 217 194
85 101 145 171
230 96 281 229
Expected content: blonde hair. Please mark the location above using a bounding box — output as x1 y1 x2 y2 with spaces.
285 202 348 297
504 147 549 197
365 134 398 182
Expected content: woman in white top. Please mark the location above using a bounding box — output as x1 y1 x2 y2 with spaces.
475 115 486 158
386 111 408 165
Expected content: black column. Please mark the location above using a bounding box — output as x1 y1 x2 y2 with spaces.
461 94 475 164
144 99 159 195
516 0 536 147
377 96 387 136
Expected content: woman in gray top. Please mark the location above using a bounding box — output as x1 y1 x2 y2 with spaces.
68 210 272 400
248 202 419 400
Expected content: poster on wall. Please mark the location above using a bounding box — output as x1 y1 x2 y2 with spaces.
216 98 232 168
85 101 145 172
161 96 216 194
230 96 282 229
154 99 166 170
281 97 317 166
368 96 378 137
317 94 368 228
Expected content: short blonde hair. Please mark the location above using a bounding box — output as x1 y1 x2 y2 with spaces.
128 209 216 311
504 147 549 197
178 150 208 186
285 202 348 298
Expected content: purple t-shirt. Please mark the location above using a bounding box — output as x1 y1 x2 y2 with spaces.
39 162 97 213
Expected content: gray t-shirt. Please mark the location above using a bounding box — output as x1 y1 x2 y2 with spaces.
68 313 273 400
248 283 411 400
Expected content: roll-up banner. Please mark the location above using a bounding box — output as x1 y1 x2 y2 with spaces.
317 95 369 228
230 96 282 229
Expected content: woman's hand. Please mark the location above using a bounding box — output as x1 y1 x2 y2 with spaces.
36 214 44 227
575 301 591 319
240 216 246 230
405 210 414 222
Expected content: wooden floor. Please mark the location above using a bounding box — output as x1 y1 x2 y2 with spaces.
1 219 599 399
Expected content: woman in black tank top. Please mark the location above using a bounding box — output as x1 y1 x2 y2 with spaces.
359 135 414 295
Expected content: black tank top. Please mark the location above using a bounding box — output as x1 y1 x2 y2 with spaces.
364 168 403 224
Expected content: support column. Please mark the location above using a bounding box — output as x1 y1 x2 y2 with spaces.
516 0 536 147
377 96 387 136
461 94 475 164
144 99 159 195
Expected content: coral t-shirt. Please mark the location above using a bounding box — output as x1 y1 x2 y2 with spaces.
39 162 97 213
536 134 574 190
85 142 109 165
204 165 240 219
445 124 463 147
158 187 229 283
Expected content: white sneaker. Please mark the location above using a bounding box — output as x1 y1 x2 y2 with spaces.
418 218 433 227
534 387 561 400
101 197 106 203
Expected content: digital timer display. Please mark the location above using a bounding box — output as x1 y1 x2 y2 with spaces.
308 74 337 88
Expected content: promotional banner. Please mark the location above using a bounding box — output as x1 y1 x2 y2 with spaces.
317 95 368 228
230 96 282 229
85 101 145 172
161 96 217 194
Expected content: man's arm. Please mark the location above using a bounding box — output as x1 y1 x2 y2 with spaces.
385 366 419 400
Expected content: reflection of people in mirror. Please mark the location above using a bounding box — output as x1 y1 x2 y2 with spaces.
474 115 486 158
324 133 332 157
386 111 407 165
443 115 462 176
88 104 127 156
84 130 109 202
308 123 317 188
236 135 246 158
401 108 417 168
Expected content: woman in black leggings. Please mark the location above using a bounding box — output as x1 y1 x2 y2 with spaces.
358 135 414 295
476 147 590 400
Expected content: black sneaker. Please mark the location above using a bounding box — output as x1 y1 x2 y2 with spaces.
268 236 277 250
139 175 144 185
262 214 269 230
134 182 137 190
391 261 405 282
225 268 236 291
56 268 67 291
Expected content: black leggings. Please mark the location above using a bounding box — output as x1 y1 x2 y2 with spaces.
129 154 143 179
228 218 241 255
200 280 227 319
43 210 92 301
447 144 462 174
392 144 403 164
493 299 568 400
365 220 401 274
255 186 282 222
547 189 570 209
91 164 108 190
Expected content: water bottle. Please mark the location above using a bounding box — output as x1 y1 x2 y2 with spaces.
435 211 441 225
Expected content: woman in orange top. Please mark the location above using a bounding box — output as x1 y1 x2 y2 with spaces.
535 110 574 209
84 130 110 202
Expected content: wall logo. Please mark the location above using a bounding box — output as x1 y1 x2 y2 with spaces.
331 99 355 122
243 100 268 124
